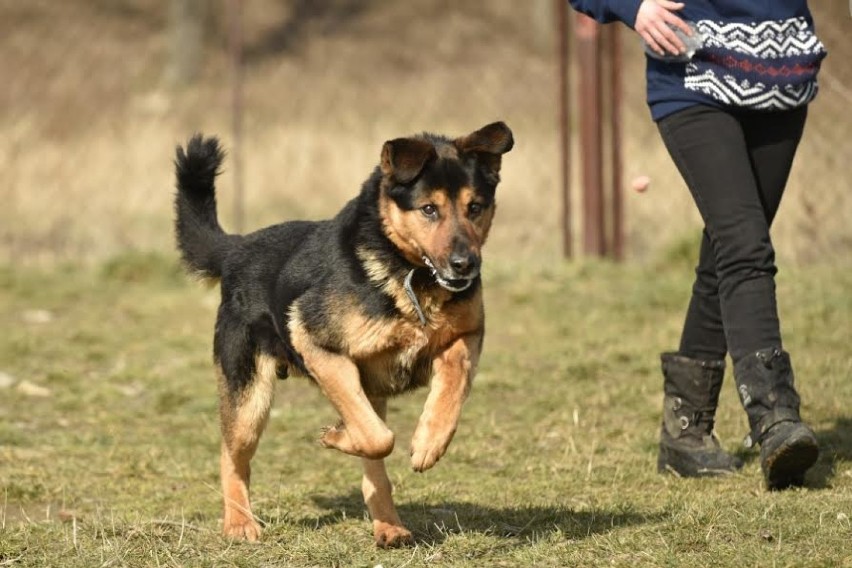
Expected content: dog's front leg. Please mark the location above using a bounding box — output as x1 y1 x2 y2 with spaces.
410 333 481 472
292 328 395 459
361 396 413 548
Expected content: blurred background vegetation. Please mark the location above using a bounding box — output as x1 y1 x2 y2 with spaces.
1 0 850 267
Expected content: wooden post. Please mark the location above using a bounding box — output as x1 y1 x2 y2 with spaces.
608 25 624 261
166 0 206 86
575 14 605 257
227 0 245 233
556 0 573 258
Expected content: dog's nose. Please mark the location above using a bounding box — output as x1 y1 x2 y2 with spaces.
449 251 478 276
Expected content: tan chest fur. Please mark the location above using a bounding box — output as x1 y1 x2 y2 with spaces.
341 286 482 397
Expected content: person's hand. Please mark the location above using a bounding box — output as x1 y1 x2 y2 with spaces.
634 0 692 56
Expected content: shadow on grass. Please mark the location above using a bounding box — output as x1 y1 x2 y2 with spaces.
807 417 852 489
307 491 662 546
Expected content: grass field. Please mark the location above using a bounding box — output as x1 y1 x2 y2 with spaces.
2 2 850 566
1 252 850 567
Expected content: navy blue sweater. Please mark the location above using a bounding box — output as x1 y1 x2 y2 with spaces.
568 0 827 120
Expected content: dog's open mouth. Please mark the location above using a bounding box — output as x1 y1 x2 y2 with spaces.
422 256 475 292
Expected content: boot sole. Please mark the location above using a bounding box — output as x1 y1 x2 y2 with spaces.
764 432 819 490
657 446 742 478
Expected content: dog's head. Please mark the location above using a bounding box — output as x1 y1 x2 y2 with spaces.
378 122 513 292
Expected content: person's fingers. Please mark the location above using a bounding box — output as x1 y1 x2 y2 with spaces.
636 0 663 31
661 10 693 36
637 21 666 55
655 23 686 53
643 25 680 55
655 0 685 10
640 31 665 55
636 0 689 55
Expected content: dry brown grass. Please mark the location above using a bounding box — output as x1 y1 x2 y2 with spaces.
1 254 851 567
1 0 850 266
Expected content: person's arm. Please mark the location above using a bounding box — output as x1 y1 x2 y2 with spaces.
567 0 643 27
568 0 692 56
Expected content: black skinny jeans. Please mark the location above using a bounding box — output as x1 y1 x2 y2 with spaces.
656 105 808 364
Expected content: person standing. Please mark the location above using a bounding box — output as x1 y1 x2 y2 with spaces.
567 0 827 489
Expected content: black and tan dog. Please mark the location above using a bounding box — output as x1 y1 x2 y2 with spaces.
173 122 513 547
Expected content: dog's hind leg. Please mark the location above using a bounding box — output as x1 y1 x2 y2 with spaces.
217 352 277 541
410 333 481 472
361 397 413 548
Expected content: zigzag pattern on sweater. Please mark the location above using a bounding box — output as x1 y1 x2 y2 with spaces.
697 18 825 58
684 17 826 110
684 68 818 110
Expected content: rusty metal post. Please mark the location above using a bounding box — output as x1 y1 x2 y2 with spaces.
575 13 605 257
228 0 245 233
608 25 624 261
556 0 573 258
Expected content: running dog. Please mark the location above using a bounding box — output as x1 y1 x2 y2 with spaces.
173 122 513 547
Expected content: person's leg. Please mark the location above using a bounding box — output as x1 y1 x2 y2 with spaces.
678 230 727 361
660 229 738 478
656 351 742 477
742 106 808 227
676 106 808 362
657 105 817 488
732 106 817 489
657 105 781 360
654 105 759 477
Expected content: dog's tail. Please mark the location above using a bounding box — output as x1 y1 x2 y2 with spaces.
174 134 238 280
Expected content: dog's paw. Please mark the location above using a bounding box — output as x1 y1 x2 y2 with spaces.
410 435 449 472
320 423 395 459
320 423 355 453
222 517 262 542
410 445 443 472
374 522 413 548
410 419 457 472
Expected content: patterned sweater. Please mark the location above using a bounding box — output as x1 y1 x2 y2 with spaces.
567 0 828 120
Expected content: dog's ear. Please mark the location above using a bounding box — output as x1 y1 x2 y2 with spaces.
454 121 514 156
380 138 436 184
454 122 514 184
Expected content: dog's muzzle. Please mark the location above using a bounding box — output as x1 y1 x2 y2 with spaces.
422 256 477 292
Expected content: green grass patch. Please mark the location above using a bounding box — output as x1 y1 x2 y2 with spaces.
1 254 850 567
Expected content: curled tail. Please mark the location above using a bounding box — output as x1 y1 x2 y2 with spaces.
174 134 237 280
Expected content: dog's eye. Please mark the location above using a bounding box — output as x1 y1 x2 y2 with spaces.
468 202 483 217
420 204 438 219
